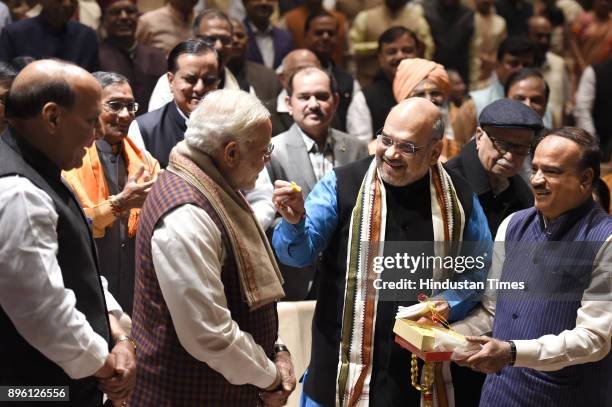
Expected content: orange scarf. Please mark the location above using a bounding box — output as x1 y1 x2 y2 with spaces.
63 137 157 238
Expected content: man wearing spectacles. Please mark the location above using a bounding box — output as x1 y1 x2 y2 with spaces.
64 71 160 320
272 97 491 406
129 38 219 168
146 9 245 112
130 37 278 230
447 99 543 237
444 97 542 407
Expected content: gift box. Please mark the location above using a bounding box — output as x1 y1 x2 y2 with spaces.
393 318 478 362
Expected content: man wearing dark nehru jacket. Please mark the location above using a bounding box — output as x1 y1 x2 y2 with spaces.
447 99 543 237
0 60 135 406
445 97 543 406
272 97 492 406
454 127 612 407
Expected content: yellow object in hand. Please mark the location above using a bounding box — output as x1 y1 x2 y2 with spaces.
290 181 302 192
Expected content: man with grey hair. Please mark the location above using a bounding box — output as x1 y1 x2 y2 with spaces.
130 89 296 405
272 97 491 405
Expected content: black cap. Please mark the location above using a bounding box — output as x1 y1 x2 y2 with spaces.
478 99 543 131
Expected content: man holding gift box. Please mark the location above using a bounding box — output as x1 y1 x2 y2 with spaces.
453 127 612 406
272 97 492 406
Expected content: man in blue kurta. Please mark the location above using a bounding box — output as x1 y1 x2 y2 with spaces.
272 97 492 406
453 127 612 406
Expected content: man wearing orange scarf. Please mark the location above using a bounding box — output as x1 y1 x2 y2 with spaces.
63 71 160 314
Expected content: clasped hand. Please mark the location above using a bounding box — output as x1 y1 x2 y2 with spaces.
260 351 296 407
94 340 136 406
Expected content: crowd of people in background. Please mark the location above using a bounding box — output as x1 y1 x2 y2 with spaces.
0 0 611 406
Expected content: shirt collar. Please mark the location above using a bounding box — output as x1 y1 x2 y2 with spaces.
277 89 289 113
174 102 189 122
96 139 122 155
297 125 333 154
248 20 274 35
538 198 597 237
4 126 62 180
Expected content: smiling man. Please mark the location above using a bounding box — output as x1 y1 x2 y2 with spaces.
130 89 296 405
0 60 135 406
266 66 367 299
453 127 612 407
63 71 160 315
128 39 219 168
272 97 491 405
447 98 543 237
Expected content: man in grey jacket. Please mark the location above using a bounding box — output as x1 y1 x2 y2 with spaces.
267 66 368 299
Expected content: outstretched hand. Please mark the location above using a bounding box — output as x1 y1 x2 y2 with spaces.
272 180 305 224
456 336 511 374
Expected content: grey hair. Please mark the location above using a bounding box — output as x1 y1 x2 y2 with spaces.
184 89 271 154
431 115 445 141
92 71 129 89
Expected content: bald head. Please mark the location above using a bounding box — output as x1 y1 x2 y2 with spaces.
7 60 102 171
8 60 100 120
388 97 444 139
279 49 321 88
376 97 444 186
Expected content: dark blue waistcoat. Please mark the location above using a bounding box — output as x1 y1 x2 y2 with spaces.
481 200 612 407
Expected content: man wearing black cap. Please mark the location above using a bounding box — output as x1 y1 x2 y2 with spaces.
447 98 543 237
445 97 543 406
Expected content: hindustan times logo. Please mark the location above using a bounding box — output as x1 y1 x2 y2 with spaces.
372 252 487 274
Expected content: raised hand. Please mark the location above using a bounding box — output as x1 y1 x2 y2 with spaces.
272 180 305 224
116 165 157 210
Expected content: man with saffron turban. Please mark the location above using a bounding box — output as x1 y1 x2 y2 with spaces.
392 57 464 161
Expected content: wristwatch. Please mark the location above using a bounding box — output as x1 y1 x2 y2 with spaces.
508 340 516 366
273 344 290 355
116 334 137 352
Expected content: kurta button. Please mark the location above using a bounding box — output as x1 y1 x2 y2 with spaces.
512 313 518 319
533 257 538 264
121 243 126 249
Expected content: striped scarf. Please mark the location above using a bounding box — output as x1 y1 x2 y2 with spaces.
336 159 465 406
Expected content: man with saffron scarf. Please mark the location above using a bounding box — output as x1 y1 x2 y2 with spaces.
391 58 466 161
272 97 491 406
63 71 160 315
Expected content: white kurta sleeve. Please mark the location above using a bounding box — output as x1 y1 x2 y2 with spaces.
151 204 278 388
0 176 109 379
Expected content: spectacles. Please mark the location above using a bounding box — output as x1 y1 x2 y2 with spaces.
377 130 422 155
484 131 531 157
199 34 232 46
104 100 139 114
263 143 274 160
107 6 138 17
